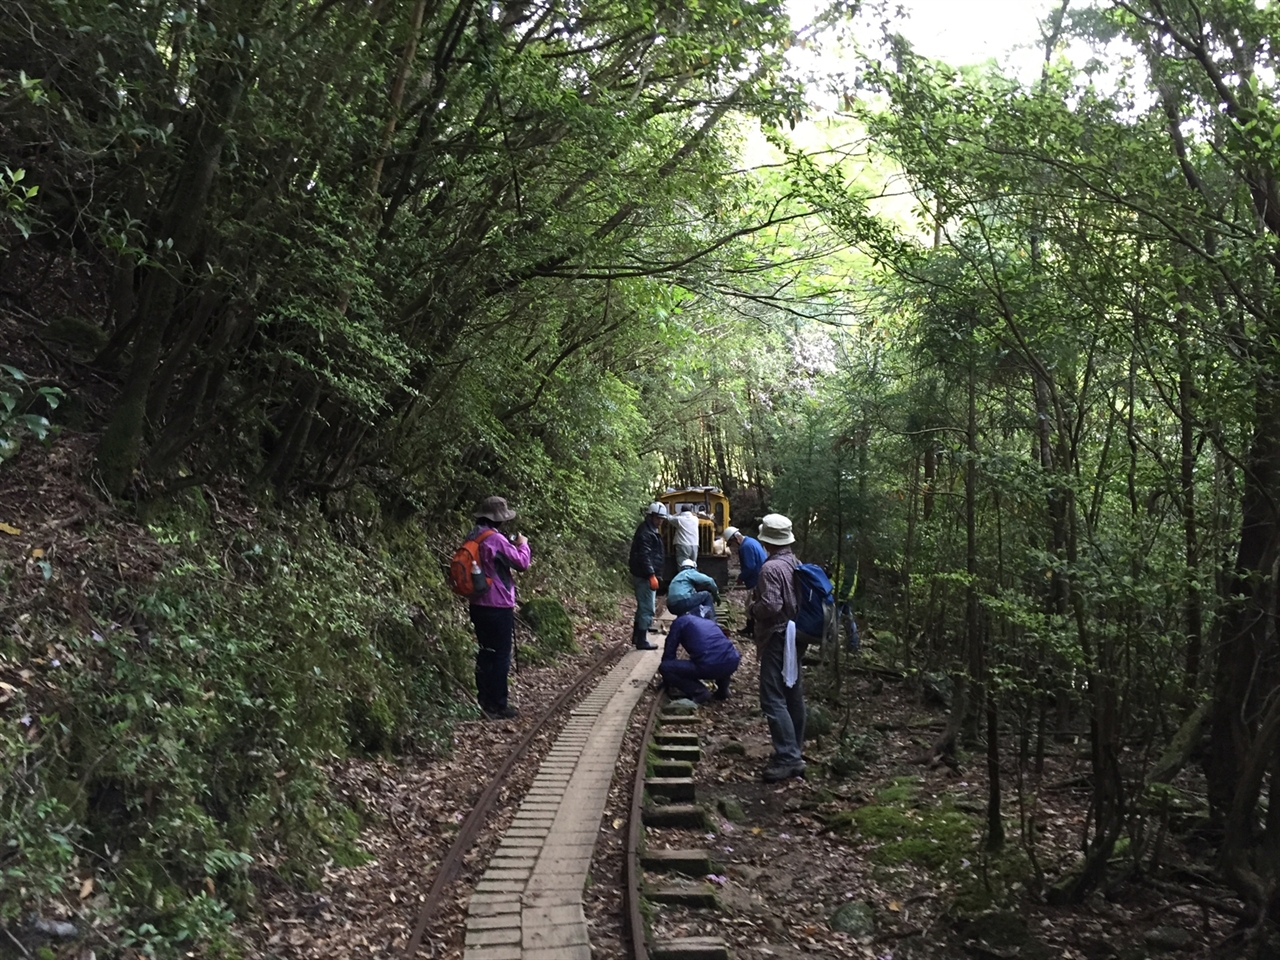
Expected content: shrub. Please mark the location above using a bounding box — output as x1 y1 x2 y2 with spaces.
518 596 577 665
0 499 480 954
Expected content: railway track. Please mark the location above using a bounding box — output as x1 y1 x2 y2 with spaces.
625 688 729 960
625 686 665 960
399 610 731 960
401 641 627 959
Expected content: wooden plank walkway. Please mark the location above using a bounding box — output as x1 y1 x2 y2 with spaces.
462 644 660 959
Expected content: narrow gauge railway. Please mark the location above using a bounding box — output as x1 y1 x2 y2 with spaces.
399 641 627 958
401 610 734 960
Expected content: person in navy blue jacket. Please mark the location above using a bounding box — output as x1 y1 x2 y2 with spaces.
659 610 741 704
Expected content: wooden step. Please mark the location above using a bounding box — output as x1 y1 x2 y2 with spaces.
652 743 700 763
650 937 730 960
643 804 706 829
653 731 699 746
651 759 694 778
640 848 712 876
645 777 695 802
646 883 718 908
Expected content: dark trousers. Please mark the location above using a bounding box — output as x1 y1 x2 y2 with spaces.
758 632 804 764
470 604 515 711
667 590 715 617
660 658 737 703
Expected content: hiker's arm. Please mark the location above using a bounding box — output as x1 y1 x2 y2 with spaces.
495 534 531 571
662 619 684 661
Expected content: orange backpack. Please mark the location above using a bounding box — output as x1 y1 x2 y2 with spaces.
448 528 496 598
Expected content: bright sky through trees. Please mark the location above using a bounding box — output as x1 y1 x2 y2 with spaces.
890 0 1059 77
785 0 1060 81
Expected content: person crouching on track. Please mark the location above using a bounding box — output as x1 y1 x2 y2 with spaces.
468 496 532 720
659 607 740 704
665 557 720 616
627 501 667 650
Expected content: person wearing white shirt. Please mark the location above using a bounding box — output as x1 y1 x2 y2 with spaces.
671 507 700 566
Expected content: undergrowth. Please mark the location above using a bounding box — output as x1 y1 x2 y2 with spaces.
0 489 601 957
518 596 578 665
824 772 1036 916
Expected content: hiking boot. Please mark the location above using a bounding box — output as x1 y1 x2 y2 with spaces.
632 626 658 650
713 679 731 700
482 704 520 720
762 761 806 783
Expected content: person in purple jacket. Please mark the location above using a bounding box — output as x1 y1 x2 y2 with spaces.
659 608 741 705
467 496 532 719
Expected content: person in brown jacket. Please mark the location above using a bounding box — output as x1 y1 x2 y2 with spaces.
749 513 806 782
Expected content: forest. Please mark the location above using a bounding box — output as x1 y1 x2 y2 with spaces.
2 0 1280 955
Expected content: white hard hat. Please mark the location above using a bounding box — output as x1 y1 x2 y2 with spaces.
723 526 740 541
647 501 669 517
679 558 697 568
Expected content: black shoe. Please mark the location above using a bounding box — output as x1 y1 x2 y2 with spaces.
736 627 754 639
762 761 806 783
713 682 730 701
634 638 658 650
481 704 520 720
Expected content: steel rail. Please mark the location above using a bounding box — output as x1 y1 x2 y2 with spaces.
401 642 627 959
625 686 664 960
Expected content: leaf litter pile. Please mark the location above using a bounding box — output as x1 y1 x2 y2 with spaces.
236 594 1232 960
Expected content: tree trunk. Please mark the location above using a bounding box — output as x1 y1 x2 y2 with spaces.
96 51 248 495
1176 313 1203 693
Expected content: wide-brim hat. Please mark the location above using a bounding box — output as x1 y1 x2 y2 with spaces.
474 495 517 522
757 513 794 546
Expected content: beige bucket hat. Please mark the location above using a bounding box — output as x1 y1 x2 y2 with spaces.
757 513 795 546
474 495 517 522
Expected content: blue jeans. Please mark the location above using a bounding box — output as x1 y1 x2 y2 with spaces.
758 631 804 765
632 575 656 633
667 590 714 617
470 604 515 711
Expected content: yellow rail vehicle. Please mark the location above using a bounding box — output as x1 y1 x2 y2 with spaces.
657 486 731 590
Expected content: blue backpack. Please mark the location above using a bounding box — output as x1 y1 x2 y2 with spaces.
794 563 835 640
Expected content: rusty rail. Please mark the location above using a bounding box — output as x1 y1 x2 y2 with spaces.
625 686 664 960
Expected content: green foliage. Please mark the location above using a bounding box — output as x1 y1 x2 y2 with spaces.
0 498 484 953
0 724 76 923
519 596 577 665
1 0 806 510
0 165 39 245
0 364 62 462
805 702 835 740
827 729 881 778
852 800 977 870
